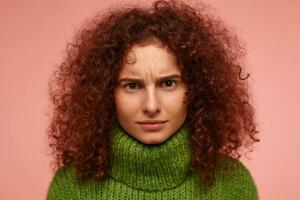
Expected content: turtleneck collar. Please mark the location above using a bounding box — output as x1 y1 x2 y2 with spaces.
109 123 192 191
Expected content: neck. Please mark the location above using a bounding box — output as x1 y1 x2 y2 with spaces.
109 123 191 191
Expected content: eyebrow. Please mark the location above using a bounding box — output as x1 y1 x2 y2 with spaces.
118 74 182 83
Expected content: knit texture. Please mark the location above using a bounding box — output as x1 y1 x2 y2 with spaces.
47 124 259 199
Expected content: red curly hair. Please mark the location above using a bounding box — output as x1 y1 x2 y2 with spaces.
47 0 260 188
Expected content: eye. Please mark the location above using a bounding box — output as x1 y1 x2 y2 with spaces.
162 80 177 88
123 82 140 90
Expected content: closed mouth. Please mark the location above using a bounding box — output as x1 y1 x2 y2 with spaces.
137 120 168 124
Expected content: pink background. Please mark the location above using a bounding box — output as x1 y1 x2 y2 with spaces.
1 0 299 199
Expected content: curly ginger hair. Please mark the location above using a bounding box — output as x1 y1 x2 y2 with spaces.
47 0 260 188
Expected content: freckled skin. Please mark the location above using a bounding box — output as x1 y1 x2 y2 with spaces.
114 43 188 144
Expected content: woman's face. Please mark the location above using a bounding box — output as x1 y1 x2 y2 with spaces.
114 43 187 144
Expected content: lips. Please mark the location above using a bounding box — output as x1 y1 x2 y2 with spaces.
137 120 168 131
137 120 168 124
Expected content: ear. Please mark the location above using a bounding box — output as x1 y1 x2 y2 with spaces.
183 90 188 104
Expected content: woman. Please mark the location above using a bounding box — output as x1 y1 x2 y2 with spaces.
46 0 260 199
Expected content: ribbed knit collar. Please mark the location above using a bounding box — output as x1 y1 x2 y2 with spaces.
109 123 192 191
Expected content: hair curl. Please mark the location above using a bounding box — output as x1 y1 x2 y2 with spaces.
47 0 260 188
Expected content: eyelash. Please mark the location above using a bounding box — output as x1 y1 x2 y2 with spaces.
123 80 177 90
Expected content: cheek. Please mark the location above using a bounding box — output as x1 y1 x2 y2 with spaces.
163 91 187 112
114 92 139 116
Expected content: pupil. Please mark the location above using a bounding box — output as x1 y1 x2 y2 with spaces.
129 83 135 88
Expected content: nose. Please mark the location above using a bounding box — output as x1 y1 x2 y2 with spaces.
142 86 160 116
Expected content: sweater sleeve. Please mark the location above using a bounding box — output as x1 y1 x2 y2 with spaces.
218 156 259 200
46 165 79 200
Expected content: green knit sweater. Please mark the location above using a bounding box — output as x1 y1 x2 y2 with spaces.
46 124 258 199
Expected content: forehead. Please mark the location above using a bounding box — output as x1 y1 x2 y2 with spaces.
120 44 180 76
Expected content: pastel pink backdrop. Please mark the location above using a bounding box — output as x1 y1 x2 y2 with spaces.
1 0 299 199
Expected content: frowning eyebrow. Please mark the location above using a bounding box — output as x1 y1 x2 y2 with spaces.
118 74 182 83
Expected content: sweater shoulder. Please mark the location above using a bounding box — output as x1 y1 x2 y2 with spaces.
215 154 259 200
46 165 79 200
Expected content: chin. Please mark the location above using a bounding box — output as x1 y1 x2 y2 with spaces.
140 135 168 145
